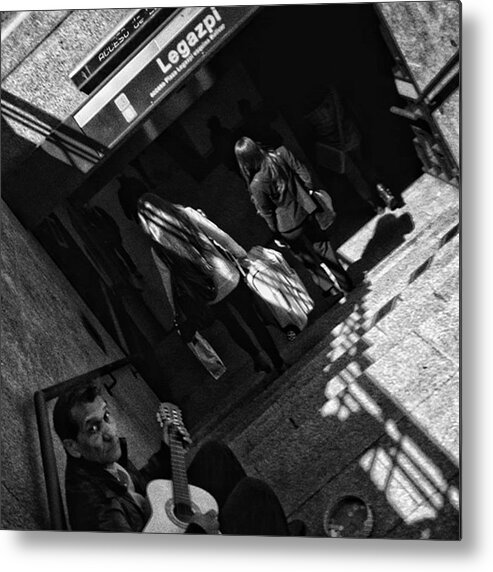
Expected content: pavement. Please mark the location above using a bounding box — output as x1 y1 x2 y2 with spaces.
191 173 460 539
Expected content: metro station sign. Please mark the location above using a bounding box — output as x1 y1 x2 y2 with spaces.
70 8 174 94
73 6 258 149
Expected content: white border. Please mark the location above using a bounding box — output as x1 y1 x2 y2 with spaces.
2 1 492 571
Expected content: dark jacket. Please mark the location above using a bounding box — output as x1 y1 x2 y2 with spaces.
65 438 171 532
249 146 317 236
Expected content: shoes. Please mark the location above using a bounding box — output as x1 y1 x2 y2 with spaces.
322 286 343 298
288 519 307 536
285 328 298 342
376 183 398 210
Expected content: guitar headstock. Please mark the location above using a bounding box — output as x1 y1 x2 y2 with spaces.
157 402 191 446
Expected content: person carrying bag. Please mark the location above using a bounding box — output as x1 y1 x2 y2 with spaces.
234 137 353 295
138 193 286 377
150 245 225 380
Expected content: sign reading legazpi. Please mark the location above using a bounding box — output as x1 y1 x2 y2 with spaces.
73 6 258 148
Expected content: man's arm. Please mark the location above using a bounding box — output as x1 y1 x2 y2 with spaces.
186 510 220 534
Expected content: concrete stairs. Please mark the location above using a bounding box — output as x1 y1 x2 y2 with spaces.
191 173 460 539
193 174 458 439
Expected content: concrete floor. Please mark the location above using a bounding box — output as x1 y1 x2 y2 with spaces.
191 173 460 539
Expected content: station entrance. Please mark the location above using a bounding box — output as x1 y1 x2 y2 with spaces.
34 5 421 425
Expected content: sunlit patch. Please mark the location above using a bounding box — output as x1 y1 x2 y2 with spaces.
360 449 376 471
339 369 356 385
359 447 437 523
324 378 346 400
385 419 401 440
321 397 341 417
400 436 448 492
347 362 362 378
316 290 458 531
395 451 444 509
350 383 383 421
337 404 350 422
448 486 460 510
343 392 360 413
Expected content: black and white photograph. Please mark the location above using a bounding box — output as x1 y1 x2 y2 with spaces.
1 0 465 559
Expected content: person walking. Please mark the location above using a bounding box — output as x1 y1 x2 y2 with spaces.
303 85 396 214
234 136 353 294
137 192 285 376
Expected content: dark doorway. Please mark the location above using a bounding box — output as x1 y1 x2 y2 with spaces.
33 4 422 430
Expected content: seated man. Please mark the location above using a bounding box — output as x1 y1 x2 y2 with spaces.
53 381 303 535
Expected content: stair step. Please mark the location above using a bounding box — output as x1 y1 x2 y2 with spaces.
193 175 459 448
230 323 458 515
339 174 458 267
197 224 459 450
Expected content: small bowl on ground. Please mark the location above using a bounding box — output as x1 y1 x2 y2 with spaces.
323 495 374 538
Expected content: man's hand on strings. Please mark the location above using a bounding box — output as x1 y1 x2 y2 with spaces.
189 509 220 534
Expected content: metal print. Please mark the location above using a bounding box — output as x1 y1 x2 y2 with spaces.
1 2 460 538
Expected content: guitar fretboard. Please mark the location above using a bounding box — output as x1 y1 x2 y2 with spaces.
169 430 193 519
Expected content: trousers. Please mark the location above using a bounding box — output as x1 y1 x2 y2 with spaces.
187 441 289 535
282 215 353 292
213 280 283 368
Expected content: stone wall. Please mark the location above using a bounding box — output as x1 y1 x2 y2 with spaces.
377 1 460 166
1 9 130 151
1 201 161 530
1 9 133 226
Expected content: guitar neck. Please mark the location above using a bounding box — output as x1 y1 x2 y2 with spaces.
168 430 192 517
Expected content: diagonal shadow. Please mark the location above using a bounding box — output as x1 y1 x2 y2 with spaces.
1 90 106 161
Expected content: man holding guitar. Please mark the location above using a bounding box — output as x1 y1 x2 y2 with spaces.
53 381 303 535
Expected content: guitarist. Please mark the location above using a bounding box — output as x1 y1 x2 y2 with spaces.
53 381 303 535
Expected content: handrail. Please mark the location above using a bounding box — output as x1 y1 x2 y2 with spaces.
416 51 459 105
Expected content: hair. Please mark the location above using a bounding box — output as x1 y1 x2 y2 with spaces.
234 136 290 197
137 193 216 302
53 381 102 442
117 175 148 222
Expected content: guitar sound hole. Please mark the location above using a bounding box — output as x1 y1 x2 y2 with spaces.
174 502 194 523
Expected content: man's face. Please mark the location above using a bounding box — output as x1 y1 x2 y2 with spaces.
67 396 121 466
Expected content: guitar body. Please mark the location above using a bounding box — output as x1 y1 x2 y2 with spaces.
143 479 219 534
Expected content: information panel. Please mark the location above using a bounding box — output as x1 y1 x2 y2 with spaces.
73 5 258 148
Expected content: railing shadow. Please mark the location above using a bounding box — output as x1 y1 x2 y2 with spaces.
213 228 458 539
284 276 459 538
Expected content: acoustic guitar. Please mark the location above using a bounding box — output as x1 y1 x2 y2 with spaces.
143 402 219 533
